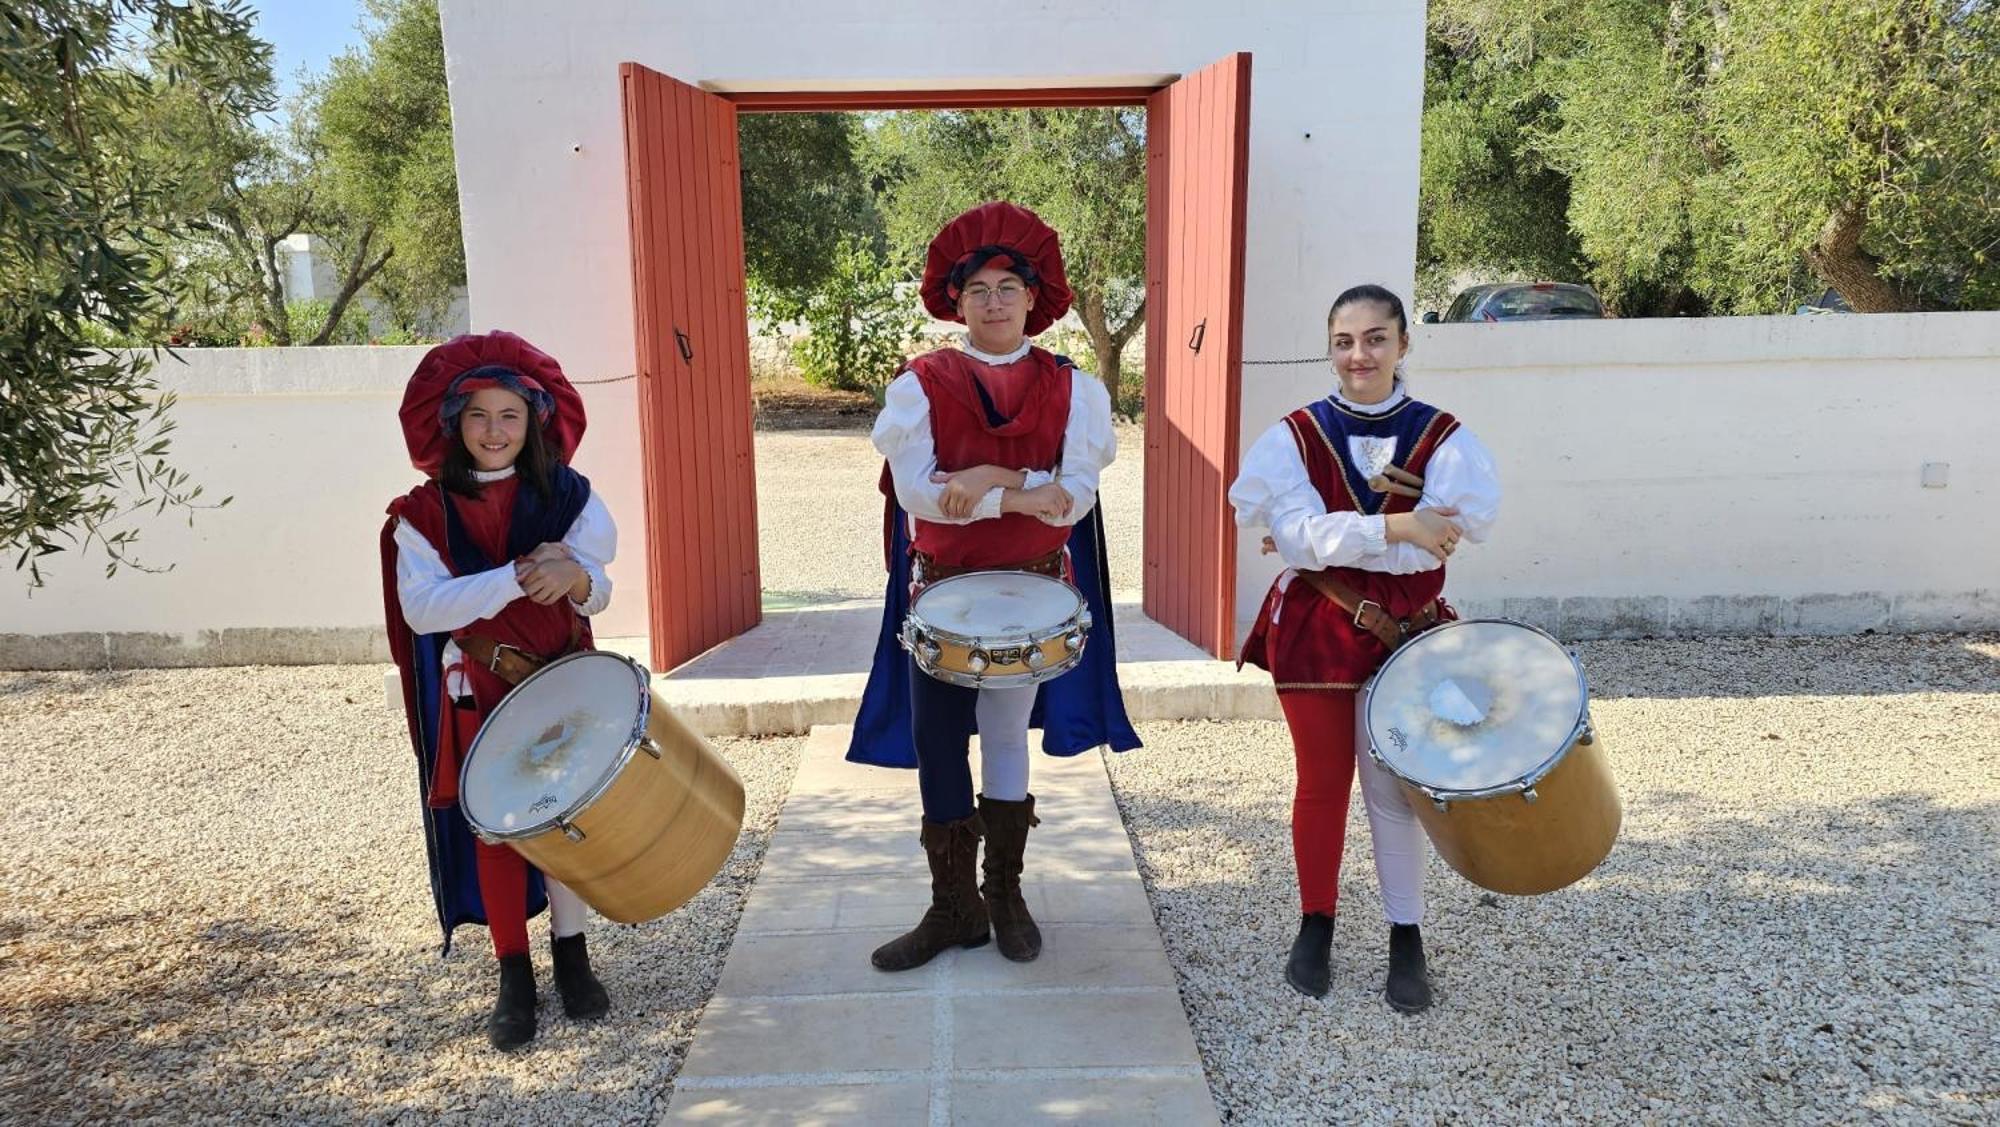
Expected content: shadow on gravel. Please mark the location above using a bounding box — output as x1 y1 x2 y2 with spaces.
0 808 794 1123
1106 757 1998 1123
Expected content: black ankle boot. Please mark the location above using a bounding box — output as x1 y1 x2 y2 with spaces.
489 953 537 1050
552 933 610 1020
1285 912 1335 998
1386 923 1432 1014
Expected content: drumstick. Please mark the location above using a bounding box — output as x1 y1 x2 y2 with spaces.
1367 475 1425 499
1380 463 1425 487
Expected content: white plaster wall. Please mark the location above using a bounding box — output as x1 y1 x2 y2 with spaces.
3 316 1993 667
1235 311 2000 637
0 347 648 665
436 0 1429 643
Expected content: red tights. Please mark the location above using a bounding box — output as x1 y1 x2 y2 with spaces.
455 706 531 959
1279 691 1358 916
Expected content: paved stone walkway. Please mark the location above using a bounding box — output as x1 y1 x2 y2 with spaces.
663 725 1220 1125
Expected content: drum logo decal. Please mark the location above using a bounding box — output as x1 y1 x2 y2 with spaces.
986 644 1029 666
529 794 560 814
1386 727 1410 754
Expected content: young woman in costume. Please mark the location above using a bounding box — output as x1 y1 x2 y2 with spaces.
1228 285 1501 1012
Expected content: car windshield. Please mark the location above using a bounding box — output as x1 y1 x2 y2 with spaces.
1487 288 1601 318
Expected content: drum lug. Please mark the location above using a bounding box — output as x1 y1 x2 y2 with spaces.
1579 718 1596 746
1521 787 1538 804
1064 630 1084 653
966 649 989 675
1024 647 1047 671
559 820 586 844
638 736 663 759
1431 796 1449 813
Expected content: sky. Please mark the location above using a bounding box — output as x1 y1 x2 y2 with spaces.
248 1 370 122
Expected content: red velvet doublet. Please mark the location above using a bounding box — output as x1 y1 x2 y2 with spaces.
907 346 1073 569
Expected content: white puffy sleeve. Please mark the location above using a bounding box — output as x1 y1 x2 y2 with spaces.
871 371 1004 523
394 521 526 634
561 490 616 616
1227 422 1389 570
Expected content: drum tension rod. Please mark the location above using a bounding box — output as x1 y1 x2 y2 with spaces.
638 736 663 759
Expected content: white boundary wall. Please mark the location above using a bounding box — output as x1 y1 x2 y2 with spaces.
1238 312 2000 639
0 347 648 668
2 313 1994 668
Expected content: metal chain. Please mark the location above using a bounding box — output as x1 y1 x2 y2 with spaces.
570 373 638 385
1241 356 1329 366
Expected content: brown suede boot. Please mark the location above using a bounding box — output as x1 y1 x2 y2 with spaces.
870 813 989 972
978 793 1042 962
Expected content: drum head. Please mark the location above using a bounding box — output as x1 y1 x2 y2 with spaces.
913 571 1081 638
461 651 647 837
1364 619 1585 795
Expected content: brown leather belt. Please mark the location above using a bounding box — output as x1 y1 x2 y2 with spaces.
1294 570 1442 652
913 547 1065 586
456 619 583 687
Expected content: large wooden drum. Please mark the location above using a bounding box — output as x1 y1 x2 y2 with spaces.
459 651 744 923
1361 619 1620 895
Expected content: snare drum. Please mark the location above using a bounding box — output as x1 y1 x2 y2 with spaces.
1361 619 1620 895
902 571 1092 688
460 651 745 923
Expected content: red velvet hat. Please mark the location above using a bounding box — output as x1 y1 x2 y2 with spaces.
920 201 1073 337
398 331 587 475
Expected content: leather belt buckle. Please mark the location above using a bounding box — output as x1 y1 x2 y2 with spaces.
488 641 528 674
1352 599 1383 631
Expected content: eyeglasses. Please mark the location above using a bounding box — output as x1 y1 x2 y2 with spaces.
961 283 1028 306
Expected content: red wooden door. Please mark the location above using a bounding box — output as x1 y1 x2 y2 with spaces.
620 63 760 672
1144 54 1251 659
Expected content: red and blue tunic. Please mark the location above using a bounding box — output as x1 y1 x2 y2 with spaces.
1240 396 1461 691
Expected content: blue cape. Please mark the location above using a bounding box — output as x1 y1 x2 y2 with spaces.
846 489 1142 766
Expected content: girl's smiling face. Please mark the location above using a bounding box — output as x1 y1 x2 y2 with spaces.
460 386 530 471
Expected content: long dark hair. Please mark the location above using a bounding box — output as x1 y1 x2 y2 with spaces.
440 410 555 501
1327 284 1409 336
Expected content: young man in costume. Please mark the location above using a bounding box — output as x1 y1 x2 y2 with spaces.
1229 285 1501 1013
850 201 1139 972
381 331 618 1049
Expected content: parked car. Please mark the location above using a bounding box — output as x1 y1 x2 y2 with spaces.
1794 288 1852 315
1422 282 1607 323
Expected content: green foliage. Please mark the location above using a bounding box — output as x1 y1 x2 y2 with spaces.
1424 0 1999 314
273 299 369 347
308 0 462 333
862 108 1148 408
739 113 883 297
0 0 259 583
1417 33 1588 312
750 235 922 397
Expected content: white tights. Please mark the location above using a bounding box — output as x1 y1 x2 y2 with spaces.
1355 702 1428 926
546 877 590 938
973 684 1037 801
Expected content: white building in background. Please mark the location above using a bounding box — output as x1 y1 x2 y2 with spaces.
276 232 471 340
0 0 1993 668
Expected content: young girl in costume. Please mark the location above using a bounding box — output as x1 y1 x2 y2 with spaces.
1228 285 1501 1012
381 331 617 1049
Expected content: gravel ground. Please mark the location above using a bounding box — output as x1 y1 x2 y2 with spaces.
753 421 1144 607
0 665 801 1125
1105 634 2000 1125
